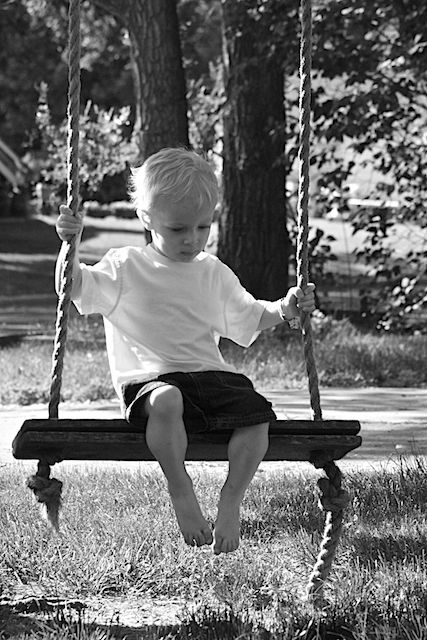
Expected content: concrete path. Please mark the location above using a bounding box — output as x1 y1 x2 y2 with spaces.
2 387 426 473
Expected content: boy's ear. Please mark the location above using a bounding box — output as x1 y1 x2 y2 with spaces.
139 210 152 230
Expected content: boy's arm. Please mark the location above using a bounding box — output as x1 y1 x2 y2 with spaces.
55 205 84 299
257 284 316 332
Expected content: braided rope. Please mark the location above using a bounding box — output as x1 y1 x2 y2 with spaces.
48 0 81 420
306 462 350 603
28 0 81 529
296 0 348 603
296 0 322 423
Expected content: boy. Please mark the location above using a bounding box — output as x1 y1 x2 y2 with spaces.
56 147 315 555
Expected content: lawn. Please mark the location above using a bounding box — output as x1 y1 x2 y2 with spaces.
1 457 427 638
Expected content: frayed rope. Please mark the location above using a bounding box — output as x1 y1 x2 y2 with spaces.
27 461 62 531
317 476 350 513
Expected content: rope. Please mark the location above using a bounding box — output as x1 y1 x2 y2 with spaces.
28 0 81 529
48 0 81 420
306 462 350 603
296 0 322 423
296 0 349 603
27 461 63 531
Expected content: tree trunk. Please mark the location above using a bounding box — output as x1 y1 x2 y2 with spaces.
219 0 289 300
96 0 189 161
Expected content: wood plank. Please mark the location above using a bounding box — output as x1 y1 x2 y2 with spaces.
15 418 361 436
14 418 361 436
12 418 361 463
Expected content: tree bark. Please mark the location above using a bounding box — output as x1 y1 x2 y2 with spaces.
219 0 289 300
95 0 189 161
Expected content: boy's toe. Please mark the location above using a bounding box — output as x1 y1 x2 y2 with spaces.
229 538 239 553
213 535 224 555
203 527 213 546
183 532 196 546
193 533 204 547
213 535 240 555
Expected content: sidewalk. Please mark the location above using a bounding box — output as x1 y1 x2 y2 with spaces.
2 388 426 473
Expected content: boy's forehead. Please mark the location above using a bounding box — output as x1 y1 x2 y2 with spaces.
163 209 213 225
154 197 213 222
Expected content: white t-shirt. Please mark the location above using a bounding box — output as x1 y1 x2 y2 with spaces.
74 244 266 397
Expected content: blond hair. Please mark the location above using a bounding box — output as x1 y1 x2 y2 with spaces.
129 147 219 218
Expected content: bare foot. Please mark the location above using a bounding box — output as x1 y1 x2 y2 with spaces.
213 496 240 555
169 484 213 547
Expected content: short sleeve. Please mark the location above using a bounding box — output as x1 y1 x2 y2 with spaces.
74 249 122 316
220 264 266 347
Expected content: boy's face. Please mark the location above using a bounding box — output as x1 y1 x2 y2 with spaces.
144 194 214 262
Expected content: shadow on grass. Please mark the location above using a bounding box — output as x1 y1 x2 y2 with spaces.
350 529 427 565
0 215 145 301
0 216 142 257
0 601 358 640
0 218 60 256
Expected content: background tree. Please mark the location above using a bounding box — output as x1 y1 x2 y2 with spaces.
95 0 189 160
219 0 292 299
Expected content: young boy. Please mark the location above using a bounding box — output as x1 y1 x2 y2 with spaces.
56 147 315 555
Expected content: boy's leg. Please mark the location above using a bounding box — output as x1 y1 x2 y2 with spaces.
213 422 269 555
144 385 213 547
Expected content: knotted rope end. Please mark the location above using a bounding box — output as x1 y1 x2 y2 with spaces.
317 476 350 513
27 464 63 531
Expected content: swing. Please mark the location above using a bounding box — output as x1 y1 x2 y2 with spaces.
12 0 361 601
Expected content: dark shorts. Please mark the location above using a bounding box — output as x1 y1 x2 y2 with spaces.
122 371 277 434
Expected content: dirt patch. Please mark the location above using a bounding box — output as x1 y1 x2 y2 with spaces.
83 594 184 627
0 594 186 636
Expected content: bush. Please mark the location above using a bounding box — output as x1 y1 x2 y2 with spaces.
83 200 135 219
33 85 139 208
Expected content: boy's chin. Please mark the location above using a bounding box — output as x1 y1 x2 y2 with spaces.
176 251 200 263
152 244 200 262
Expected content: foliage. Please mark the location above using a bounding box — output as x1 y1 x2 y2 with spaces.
178 0 224 157
352 211 427 332
0 0 134 202
287 204 338 296
0 0 62 151
310 0 427 331
34 84 138 205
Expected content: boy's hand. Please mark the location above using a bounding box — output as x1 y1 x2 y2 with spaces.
56 204 84 242
284 282 316 319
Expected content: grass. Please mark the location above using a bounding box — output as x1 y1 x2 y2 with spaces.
1 457 427 637
1 314 427 405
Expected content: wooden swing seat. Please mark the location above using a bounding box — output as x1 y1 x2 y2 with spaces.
13 418 361 465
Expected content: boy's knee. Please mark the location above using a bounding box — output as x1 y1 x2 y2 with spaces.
145 384 184 420
242 422 269 440
231 422 269 451
251 422 269 447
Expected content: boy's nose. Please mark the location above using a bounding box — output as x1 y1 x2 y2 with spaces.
184 230 197 245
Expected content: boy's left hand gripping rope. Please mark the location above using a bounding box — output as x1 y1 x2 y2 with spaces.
27 461 63 531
